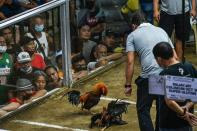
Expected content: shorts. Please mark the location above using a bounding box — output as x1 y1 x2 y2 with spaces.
159 11 191 41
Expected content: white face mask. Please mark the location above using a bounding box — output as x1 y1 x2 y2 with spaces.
20 66 33 74
34 24 44 32
0 46 7 53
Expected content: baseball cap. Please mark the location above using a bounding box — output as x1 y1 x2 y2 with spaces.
16 78 34 91
106 29 115 37
17 52 31 63
21 36 34 46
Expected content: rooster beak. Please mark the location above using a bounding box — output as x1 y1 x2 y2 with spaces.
102 86 107 96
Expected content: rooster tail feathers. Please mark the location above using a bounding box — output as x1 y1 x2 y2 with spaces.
67 90 81 106
107 99 129 116
92 82 108 96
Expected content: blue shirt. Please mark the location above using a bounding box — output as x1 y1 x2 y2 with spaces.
126 23 173 78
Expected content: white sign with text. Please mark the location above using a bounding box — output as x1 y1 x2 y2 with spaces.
165 75 197 102
149 75 197 102
148 75 165 95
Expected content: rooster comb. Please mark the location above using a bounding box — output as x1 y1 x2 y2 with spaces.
93 82 108 96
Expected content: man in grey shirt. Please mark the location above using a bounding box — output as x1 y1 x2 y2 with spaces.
153 0 196 61
125 11 177 131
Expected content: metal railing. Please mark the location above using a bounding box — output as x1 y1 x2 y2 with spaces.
0 0 72 87
0 0 65 29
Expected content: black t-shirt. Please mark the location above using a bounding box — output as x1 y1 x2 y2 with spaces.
159 62 197 128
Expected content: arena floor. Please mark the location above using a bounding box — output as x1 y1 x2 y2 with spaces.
1 46 197 131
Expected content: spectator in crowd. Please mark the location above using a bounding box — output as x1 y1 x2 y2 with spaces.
0 0 22 18
0 0 37 19
9 52 40 84
153 42 197 130
55 50 63 79
72 59 88 81
0 35 13 105
102 30 123 60
2 27 22 60
17 0 37 11
87 44 108 71
45 65 63 91
102 30 116 54
79 0 105 43
30 70 47 100
124 11 176 131
26 15 53 58
2 27 20 45
0 0 6 20
153 0 196 60
0 78 34 116
21 36 46 70
71 23 96 65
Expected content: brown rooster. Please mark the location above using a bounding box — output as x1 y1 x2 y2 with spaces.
66 82 108 111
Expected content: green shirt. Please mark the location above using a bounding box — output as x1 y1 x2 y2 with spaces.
0 53 13 105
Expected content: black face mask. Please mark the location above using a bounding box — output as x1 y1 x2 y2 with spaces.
22 93 32 100
75 64 87 72
86 1 95 9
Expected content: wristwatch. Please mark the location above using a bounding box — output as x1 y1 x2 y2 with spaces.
125 84 131 88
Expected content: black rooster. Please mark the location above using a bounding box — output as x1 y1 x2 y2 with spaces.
90 99 129 130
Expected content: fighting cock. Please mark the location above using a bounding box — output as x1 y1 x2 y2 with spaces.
90 99 129 131
66 82 108 111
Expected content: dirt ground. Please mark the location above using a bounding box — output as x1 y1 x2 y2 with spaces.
1 46 197 131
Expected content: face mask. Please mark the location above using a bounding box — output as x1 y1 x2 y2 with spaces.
20 66 32 74
75 64 87 72
0 46 7 53
34 24 44 32
22 93 32 100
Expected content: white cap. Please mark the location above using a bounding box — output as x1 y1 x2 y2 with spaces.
17 52 31 63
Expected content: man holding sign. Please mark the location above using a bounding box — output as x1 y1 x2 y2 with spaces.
153 42 197 130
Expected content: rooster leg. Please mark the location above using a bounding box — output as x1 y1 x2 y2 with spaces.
100 126 107 131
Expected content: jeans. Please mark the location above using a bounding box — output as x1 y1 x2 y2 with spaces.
135 76 159 131
141 3 153 24
160 126 192 131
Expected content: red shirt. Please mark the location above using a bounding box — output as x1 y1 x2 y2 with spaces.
9 98 23 105
31 53 46 70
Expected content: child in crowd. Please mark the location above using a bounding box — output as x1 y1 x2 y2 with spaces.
30 70 47 101
21 36 46 70
26 15 53 58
